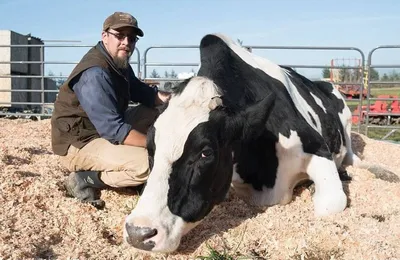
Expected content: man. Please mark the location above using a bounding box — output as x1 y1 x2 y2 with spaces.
51 12 170 209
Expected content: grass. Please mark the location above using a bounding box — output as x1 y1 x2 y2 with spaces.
345 87 400 106
196 244 236 260
345 87 400 142
359 126 400 142
196 242 347 260
195 225 264 260
370 87 400 97
196 244 266 260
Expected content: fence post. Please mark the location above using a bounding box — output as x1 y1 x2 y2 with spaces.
40 45 45 119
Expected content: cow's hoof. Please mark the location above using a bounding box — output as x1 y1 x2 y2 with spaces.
339 170 352 181
313 190 347 216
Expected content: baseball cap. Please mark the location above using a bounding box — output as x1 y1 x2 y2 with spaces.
103 12 144 37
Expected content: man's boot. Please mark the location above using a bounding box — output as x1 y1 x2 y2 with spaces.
64 171 108 209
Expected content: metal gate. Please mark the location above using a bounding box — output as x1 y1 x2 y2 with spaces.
143 45 366 132
364 45 400 139
0 43 140 117
2 42 400 140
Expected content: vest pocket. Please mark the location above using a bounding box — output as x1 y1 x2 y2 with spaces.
77 117 99 141
56 117 82 136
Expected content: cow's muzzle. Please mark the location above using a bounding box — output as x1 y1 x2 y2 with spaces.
125 223 158 251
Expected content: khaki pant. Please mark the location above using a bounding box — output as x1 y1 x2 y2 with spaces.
59 105 159 188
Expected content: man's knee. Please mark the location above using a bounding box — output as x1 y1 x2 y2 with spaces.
100 167 150 188
57 144 83 171
58 154 76 171
125 166 150 184
122 155 150 182
98 147 151 187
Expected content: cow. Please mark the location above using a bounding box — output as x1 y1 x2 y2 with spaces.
123 33 361 253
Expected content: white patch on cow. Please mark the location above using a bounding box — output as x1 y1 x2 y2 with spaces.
310 92 327 113
231 164 243 184
213 33 322 135
231 130 346 217
330 85 355 167
331 84 352 126
272 131 309 204
333 132 347 169
306 155 347 216
231 130 308 206
154 76 221 164
331 86 352 126
124 76 221 252
230 163 255 202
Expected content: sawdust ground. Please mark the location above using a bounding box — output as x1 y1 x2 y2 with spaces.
0 118 399 260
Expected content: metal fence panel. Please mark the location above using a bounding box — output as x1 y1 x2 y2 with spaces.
0 44 140 117
143 45 366 132
364 45 400 139
2 42 400 140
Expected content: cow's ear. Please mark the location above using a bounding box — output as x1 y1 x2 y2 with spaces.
225 93 276 142
208 96 224 110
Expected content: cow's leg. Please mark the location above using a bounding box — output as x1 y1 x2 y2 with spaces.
230 166 275 206
231 166 307 207
306 155 347 216
231 170 288 207
272 162 309 206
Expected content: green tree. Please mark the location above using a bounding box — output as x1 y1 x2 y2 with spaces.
370 68 379 80
351 68 363 82
169 69 177 78
322 67 331 78
149 69 160 78
57 72 66 86
164 69 178 78
381 73 389 81
388 70 400 81
339 66 351 82
48 70 66 88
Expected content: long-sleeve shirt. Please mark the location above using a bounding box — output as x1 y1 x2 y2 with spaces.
72 66 156 144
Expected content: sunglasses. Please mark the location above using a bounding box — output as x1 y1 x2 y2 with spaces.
107 31 139 43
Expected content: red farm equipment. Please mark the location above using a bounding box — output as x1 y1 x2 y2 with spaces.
336 83 367 99
352 95 400 125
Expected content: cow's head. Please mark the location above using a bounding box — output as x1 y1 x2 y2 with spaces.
124 76 275 253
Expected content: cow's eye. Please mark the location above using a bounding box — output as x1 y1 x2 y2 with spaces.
201 148 213 158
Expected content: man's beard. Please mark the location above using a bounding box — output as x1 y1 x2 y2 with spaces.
113 54 131 69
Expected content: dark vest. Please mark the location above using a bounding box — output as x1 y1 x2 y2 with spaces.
51 42 132 156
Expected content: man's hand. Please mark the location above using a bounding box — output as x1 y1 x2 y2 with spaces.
155 90 171 106
122 129 147 147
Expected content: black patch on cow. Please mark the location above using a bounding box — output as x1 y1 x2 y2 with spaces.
197 34 347 190
233 132 279 190
166 89 277 221
147 125 156 170
156 100 169 115
167 121 233 222
288 76 347 154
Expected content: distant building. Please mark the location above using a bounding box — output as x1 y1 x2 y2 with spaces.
0 30 57 112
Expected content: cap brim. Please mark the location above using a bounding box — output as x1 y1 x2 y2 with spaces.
109 24 144 37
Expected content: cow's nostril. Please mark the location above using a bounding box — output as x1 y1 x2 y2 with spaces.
125 223 158 251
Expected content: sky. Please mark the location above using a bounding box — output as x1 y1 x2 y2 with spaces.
1 0 400 79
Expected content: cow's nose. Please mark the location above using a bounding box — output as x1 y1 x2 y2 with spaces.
125 223 158 251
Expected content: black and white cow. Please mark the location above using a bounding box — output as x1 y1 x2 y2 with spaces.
123 33 361 252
